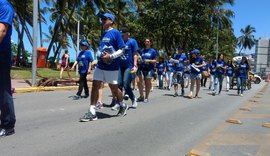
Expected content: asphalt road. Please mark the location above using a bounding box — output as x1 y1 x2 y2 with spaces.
0 82 266 156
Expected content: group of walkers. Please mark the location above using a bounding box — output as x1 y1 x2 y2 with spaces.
68 12 251 122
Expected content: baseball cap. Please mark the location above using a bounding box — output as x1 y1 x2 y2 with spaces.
100 13 115 22
80 41 89 47
120 27 130 33
191 49 200 54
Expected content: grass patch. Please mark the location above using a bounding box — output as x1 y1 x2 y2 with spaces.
11 67 78 79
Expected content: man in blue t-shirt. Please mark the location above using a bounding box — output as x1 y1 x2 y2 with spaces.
71 41 93 98
170 46 187 97
111 27 139 110
80 13 127 122
0 0 16 137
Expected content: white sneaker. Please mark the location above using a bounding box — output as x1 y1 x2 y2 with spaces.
111 103 120 111
240 94 243 97
132 99 138 108
144 99 149 103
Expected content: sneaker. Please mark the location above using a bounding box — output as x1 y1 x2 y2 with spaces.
240 94 243 97
95 101 103 110
173 92 178 97
84 94 89 98
111 103 120 111
181 90 185 96
109 98 117 107
131 98 138 108
80 111 97 122
124 94 129 101
73 95 82 100
136 96 144 102
117 104 128 116
212 92 216 96
144 99 149 103
0 128 15 137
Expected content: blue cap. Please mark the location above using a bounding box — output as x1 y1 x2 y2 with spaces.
80 41 89 47
101 13 115 22
192 49 200 54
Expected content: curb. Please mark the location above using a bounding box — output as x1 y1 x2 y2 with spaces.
15 86 78 93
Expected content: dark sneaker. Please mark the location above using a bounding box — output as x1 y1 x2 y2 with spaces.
109 98 117 107
136 96 144 102
80 111 97 122
0 128 15 137
84 94 89 98
181 90 185 96
117 104 128 117
73 95 82 100
173 92 178 97
124 94 129 100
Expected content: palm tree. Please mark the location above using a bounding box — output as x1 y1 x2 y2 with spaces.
237 25 256 55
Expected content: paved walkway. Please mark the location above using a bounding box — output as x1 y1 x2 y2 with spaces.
187 82 270 156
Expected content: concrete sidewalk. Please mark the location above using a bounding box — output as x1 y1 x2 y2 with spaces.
187 82 270 156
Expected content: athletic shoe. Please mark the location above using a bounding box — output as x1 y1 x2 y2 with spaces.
173 92 178 97
144 99 149 103
80 111 97 122
109 98 117 107
212 92 216 96
124 94 129 100
136 96 144 102
132 99 138 108
84 94 89 98
181 90 185 96
111 103 120 111
117 104 128 117
73 95 81 100
240 94 243 97
0 128 15 137
95 101 103 110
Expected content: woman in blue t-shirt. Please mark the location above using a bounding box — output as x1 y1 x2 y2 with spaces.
212 53 226 96
225 59 234 91
188 49 205 98
235 56 250 96
137 38 157 103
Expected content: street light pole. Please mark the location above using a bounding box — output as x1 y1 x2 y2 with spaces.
31 0 38 86
76 16 80 76
216 19 219 60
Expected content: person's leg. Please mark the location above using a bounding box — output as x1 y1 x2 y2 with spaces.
137 71 144 100
229 76 233 89
225 76 229 91
180 72 185 96
0 51 16 133
169 72 174 89
188 74 195 98
123 68 135 101
213 75 218 94
237 77 241 95
59 67 64 79
83 73 89 96
144 78 152 101
195 79 201 97
218 75 224 94
173 72 178 96
203 77 207 87
76 73 86 96
66 67 72 79
241 78 245 95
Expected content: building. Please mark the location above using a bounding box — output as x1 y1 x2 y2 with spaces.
254 37 270 78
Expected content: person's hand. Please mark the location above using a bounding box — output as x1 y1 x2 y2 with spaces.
102 52 112 63
131 66 138 73
87 69 91 74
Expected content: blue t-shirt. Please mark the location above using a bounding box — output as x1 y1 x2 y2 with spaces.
76 50 93 74
226 65 234 77
156 62 165 75
0 0 14 51
97 28 125 71
209 63 216 75
201 62 209 72
165 61 174 72
190 57 203 74
172 53 187 72
213 60 225 76
120 38 139 69
236 62 248 79
139 48 157 70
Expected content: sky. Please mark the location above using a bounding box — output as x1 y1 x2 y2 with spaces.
11 0 270 60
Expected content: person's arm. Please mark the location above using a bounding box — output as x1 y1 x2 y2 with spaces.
102 48 125 62
132 51 139 72
65 55 69 68
0 23 9 44
88 62 92 73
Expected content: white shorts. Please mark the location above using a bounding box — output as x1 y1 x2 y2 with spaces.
93 68 119 84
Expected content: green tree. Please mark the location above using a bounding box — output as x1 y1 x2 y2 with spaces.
237 25 256 56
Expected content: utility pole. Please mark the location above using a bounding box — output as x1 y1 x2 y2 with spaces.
32 0 38 86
